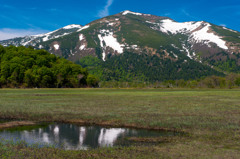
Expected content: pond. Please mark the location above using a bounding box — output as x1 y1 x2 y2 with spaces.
0 123 178 150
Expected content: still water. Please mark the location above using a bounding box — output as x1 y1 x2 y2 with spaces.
0 123 176 150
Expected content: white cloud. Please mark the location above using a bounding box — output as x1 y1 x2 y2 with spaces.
181 9 197 20
0 28 49 40
163 13 171 16
97 0 114 18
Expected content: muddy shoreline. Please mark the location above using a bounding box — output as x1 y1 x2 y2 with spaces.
0 121 37 129
0 118 185 134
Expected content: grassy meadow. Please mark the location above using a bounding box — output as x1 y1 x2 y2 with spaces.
0 88 240 158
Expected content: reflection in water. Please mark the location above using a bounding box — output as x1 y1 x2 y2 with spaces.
0 123 175 150
98 128 125 146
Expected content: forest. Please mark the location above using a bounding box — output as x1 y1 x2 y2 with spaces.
0 45 98 88
77 53 224 82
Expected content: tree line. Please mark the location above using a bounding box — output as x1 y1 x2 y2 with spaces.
100 74 240 89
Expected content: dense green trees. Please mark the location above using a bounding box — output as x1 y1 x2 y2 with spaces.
99 74 240 88
0 45 98 88
78 52 224 82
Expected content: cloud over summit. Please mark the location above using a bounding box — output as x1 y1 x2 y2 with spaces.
97 0 114 18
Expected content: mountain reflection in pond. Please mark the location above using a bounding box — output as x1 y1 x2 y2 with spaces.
0 123 176 150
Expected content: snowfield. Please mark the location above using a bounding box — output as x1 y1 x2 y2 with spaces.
63 24 82 29
122 10 142 16
79 34 84 41
77 25 89 32
189 23 228 50
98 30 124 61
159 19 228 50
79 44 85 50
53 44 59 50
160 19 203 34
2 24 82 47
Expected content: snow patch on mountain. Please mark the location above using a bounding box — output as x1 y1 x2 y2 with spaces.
160 19 203 34
173 53 178 58
189 24 228 50
34 29 58 38
108 23 115 26
146 21 155 24
79 44 85 50
6 24 82 46
54 44 59 50
100 31 124 53
77 25 89 32
63 24 82 29
1 24 82 47
98 34 106 61
223 27 238 33
122 10 142 16
171 44 179 49
131 45 138 49
42 36 49 42
22 39 33 46
78 34 86 51
37 32 70 42
98 30 124 60
159 19 228 50
182 44 192 59
79 34 84 41
98 30 124 61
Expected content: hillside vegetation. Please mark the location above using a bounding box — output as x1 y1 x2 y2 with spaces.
0 45 98 88
78 54 224 82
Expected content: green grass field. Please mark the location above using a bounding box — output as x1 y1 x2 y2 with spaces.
0 88 240 158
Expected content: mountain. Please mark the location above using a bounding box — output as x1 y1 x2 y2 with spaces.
1 10 240 81
0 24 82 48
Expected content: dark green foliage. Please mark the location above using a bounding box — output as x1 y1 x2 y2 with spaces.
42 33 80 59
235 77 240 86
76 55 103 79
0 45 98 88
86 75 99 87
0 45 5 55
99 74 240 89
78 52 224 82
209 54 240 73
95 47 103 59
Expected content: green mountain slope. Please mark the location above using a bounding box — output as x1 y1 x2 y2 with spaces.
78 54 223 82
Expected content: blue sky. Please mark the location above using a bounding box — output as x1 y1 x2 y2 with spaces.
0 0 239 40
